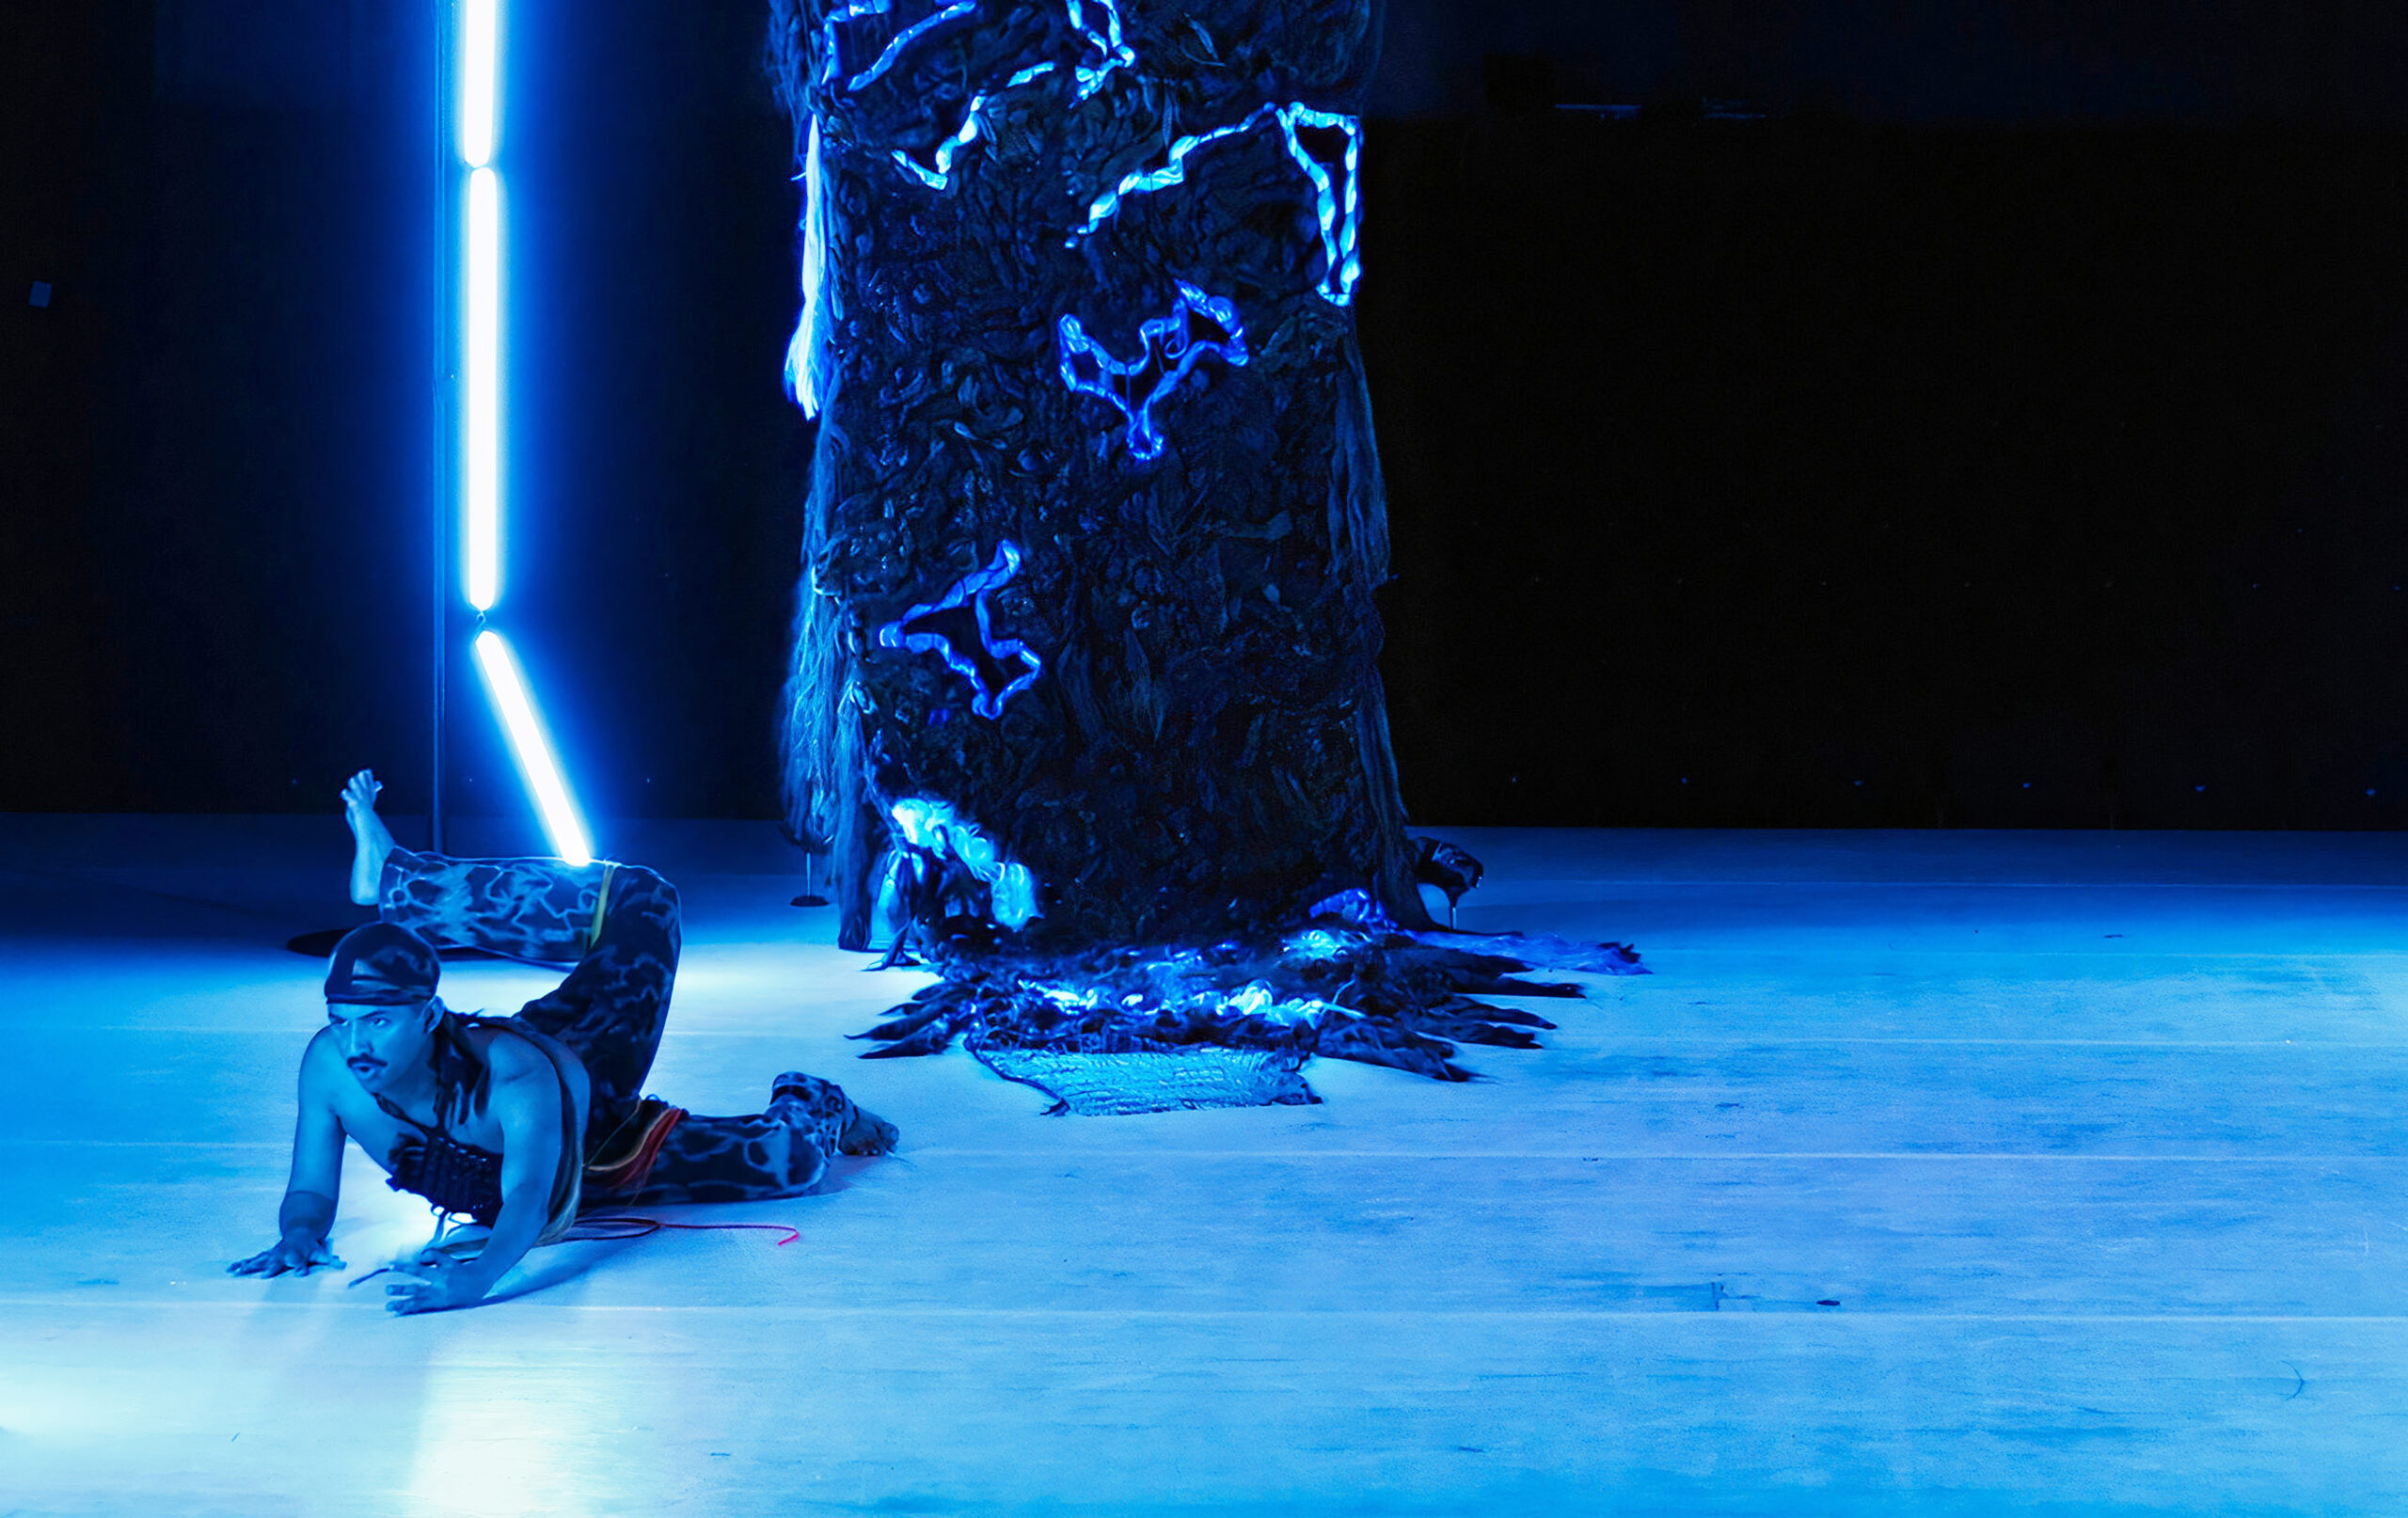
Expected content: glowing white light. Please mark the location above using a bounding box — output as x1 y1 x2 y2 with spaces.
407 1368 586 1514
1284 927 1348 961
464 166 501 610
785 115 829 416
474 631 594 865
890 796 1041 927
460 0 499 167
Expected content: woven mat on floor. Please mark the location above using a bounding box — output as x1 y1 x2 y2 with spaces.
972 1046 1317 1115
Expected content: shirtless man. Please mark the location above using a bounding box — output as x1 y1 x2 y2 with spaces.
229 770 894 1314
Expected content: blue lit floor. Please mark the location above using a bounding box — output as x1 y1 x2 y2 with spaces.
6 817 2407 1516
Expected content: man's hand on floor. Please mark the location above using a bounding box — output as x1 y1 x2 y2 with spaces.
228 1234 344 1278
384 1248 494 1315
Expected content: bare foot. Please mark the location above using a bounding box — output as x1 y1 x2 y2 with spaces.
838 1103 898 1156
343 768 396 906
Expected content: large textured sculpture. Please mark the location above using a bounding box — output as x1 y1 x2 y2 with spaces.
766 1 1641 1098
769 0 1421 950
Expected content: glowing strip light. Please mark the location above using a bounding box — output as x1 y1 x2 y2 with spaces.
454 0 590 862
460 0 498 167
463 166 501 609
473 632 594 866
1069 103 1363 306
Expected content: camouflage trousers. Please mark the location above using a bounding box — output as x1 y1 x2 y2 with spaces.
379 849 864 1204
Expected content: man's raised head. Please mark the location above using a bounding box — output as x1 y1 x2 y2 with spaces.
323 923 442 1092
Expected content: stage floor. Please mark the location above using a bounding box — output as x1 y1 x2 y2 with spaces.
6 817 2406 1516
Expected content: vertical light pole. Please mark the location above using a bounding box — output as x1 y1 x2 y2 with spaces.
445 0 594 865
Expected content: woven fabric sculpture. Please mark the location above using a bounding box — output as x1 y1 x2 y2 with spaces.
768 0 1427 949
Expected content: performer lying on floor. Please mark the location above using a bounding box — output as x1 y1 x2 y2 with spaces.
229 770 895 1315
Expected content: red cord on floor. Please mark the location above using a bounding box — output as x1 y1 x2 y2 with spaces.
563 1215 800 1247
349 1213 798 1287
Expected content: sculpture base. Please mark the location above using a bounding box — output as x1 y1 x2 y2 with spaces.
850 900 1645 1096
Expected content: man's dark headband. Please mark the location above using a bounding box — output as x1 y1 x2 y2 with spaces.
324 921 440 1006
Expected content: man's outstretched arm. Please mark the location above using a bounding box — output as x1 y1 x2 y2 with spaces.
383 1043 565 1315
229 1034 348 1277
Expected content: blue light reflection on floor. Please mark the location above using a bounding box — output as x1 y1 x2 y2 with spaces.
12 822 2408 1510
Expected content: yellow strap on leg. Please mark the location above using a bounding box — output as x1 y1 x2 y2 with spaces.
586 862 618 955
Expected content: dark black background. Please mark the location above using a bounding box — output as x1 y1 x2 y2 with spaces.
8 0 2408 830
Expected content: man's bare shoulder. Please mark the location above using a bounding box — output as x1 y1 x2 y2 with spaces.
298 1024 344 1090
479 1019 589 1123
295 1027 362 1127
473 1021 559 1089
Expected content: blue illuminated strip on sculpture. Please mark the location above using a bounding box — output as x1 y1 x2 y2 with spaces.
884 49 1085 191
1071 103 1275 237
1062 0 1133 100
875 541 1043 719
1282 927 1349 961
887 60 1068 189
894 96 997 190
822 0 1120 100
1057 280 1249 460
1022 971 1351 1027
1274 104 1362 307
1069 103 1363 307
875 0 1129 189
844 0 976 91
816 0 893 87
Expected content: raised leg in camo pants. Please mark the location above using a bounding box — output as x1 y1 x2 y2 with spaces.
376 848 872 1202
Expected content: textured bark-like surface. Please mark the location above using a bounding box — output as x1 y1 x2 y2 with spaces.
770 0 1427 948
